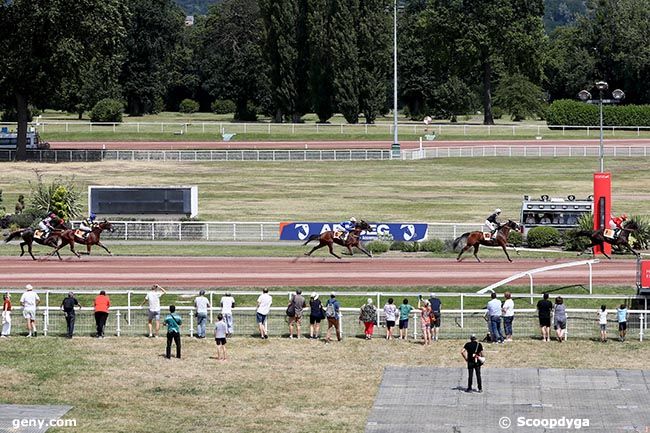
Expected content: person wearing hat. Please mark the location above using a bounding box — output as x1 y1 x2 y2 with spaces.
20 284 40 337
484 208 502 236
308 293 324 339
60 291 81 338
337 217 358 241
194 289 211 339
461 334 484 393
220 291 235 337
359 298 377 340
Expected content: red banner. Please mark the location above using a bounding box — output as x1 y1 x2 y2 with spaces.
642 261 650 288
593 172 611 255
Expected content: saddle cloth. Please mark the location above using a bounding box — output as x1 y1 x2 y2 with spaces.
604 229 616 239
74 229 88 241
34 230 46 240
482 232 493 241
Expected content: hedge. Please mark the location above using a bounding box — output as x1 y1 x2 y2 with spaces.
366 240 390 254
90 99 124 123
526 226 561 248
546 99 650 127
179 99 199 114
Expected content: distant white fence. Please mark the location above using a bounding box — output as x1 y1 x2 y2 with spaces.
402 145 650 160
74 221 482 242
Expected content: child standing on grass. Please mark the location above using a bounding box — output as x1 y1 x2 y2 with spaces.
214 313 228 361
598 305 608 342
617 304 628 342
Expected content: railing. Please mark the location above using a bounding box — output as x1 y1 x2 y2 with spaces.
69 221 483 242
402 145 650 160
7 290 647 341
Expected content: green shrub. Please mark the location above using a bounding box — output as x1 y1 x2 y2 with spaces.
562 229 591 252
546 99 650 127
90 98 124 122
526 226 561 248
390 241 406 251
390 241 420 252
211 99 236 114
10 208 44 228
419 238 445 253
492 107 503 119
179 99 199 114
366 240 390 254
508 230 523 246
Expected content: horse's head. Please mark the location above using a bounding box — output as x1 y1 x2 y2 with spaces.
356 220 372 232
98 220 114 232
623 220 639 232
503 220 520 231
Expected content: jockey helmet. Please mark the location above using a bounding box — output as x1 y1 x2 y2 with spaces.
495 208 501 214
90 212 96 221
349 217 357 223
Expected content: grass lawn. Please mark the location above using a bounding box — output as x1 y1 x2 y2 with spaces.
1 336 648 433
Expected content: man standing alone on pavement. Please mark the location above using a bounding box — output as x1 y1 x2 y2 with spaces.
461 334 484 393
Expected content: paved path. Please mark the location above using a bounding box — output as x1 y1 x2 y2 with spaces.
0 405 72 433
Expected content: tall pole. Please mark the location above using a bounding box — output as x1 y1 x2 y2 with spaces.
392 0 399 153
598 90 604 172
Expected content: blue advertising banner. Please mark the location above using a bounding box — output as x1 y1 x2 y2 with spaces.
279 222 428 242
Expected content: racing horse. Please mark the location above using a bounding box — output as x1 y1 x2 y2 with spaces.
4 221 70 260
576 220 640 259
303 220 373 259
453 220 520 262
48 220 114 257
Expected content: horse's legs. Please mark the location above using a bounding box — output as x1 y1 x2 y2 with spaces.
69 242 81 258
356 242 373 258
501 244 512 262
22 241 36 260
327 243 341 259
456 244 470 261
305 241 327 257
472 244 481 263
94 241 112 255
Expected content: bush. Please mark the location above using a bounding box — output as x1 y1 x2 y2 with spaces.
179 98 199 114
508 230 523 247
492 107 504 120
526 226 561 248
366 240 390 254
562 229 591 252
389 241 420 252
90 98 124 123
211 99 236 115
419 238 445 253
10 208 44 229
546 99 650 127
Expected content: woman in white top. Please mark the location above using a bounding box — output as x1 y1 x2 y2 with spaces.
383 298 398 340
501 291 515 342
598 305 608 342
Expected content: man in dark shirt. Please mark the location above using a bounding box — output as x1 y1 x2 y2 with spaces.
461 334 484 393
60 292 81 338
536 293 553 342
428 293 442 341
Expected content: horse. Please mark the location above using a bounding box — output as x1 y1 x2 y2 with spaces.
576 220 640 259
4 222 70 260
48 220 114 257
453 220 520 262
303 220 373 259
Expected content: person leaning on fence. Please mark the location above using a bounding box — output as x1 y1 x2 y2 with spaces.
20 284 40 337
324 293 341 343
141 284 166 338
288 289 305 339
194 290 210 339
93 290 110 338
359 298 377 340
537 293 553 342
417 298 432 345
598 305 608 343
617 304 628 342
398 298 413 340
256 288 272 340
383 298 398 340
486 292 504 344
501 291 514 342
428 293 442 342
60 291 81 339
553 296 567 343
164 305 182 359
220 292 235 337
308 293 324 340
461 334 484 393
1 293 11 337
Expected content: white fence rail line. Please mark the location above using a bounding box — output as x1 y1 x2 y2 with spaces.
402 145 650 160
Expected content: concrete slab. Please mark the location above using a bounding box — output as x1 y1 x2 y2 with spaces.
366 367 650 433
0 405 72 433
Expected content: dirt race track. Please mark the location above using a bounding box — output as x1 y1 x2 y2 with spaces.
0 256 637 289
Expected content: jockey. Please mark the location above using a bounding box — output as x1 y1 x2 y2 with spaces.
609 213 628 238
79 212 97 235
484 209 502 236
38 212 59 239
338 217 357 241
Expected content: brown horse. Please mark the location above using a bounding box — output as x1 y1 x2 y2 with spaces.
303 220 373 259
577 220 639 259
4 221 70 260
48 220 114 257
453 220 520 262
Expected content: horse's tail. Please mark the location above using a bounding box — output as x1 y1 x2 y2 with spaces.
452 233 470 251
302 234 320 246
4 229 24 243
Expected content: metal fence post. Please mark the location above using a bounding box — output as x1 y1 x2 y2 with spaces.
190 309 194 337
460 294 464 328
127 292 131 325
116 309 121 337
640 314 644 342
209 292 214 324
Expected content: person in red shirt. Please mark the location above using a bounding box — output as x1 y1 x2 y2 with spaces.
609 213 628 238
93 290 111 338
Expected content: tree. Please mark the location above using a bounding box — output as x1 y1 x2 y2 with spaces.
120 0 186 116
306 0 335 123
0 0 128 160
494 74 546 121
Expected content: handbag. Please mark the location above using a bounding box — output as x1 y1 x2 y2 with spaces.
286 302 296 317
474 342 485 365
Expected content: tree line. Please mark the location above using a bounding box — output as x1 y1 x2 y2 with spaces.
1 0 650 159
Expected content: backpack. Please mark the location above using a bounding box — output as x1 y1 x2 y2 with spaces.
325 301 336 318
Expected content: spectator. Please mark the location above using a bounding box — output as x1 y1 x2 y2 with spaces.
398 298 413 340
220 291 235 337
1 293 11 337
383 298 398 340
93 290 110 338
537 293 553 342
214 313 227 361
525 214 536 224
553 296 567 343
309 293 324 339
194 290 210 339
540 214 551 224
617 304 628 342
288 289 305 339
256 288 272 339
565 214 578 225
429 293 442 342
324 292 341 343
163 305 182 359
60 291 81 339
501 291 514 342
20 284 40 337
598 305 608 342
486 292 504 344
552 214 561 224
461 334 484 393
140 284 166 338
359 298 377 340
417 298 432 345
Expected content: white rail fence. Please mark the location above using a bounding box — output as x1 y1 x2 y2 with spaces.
403 145 650 160
4 289 648 341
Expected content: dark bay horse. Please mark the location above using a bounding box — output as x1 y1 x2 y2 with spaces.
577 220 639 259
303 220 373 259
453 220 520 262
4 222 69 260
49 220 114 257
